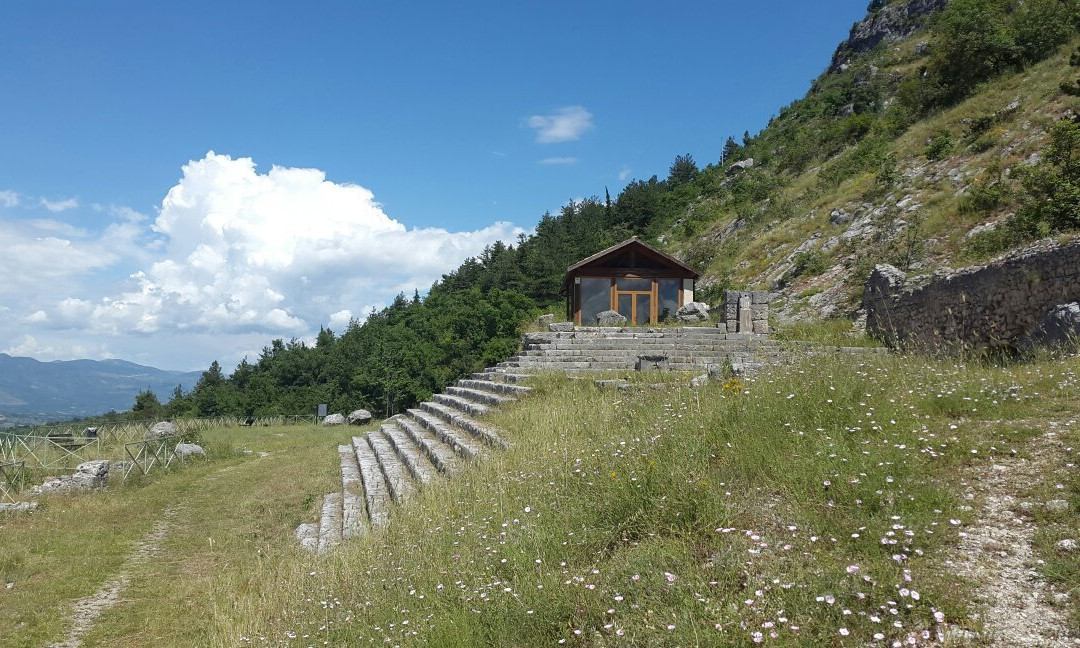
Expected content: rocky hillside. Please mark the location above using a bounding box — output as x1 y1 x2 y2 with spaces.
660 0 1080 328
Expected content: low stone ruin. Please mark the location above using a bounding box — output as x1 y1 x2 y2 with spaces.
27 460 110 495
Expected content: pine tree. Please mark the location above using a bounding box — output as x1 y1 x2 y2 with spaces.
722 136 740 163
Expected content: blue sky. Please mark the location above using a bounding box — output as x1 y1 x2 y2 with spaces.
0 1 868 371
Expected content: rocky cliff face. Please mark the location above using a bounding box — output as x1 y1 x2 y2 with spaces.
831 0 948 71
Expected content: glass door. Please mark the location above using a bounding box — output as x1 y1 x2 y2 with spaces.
614 278 656 324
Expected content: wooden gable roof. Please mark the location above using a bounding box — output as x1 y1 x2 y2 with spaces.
562 237 698 293
567 237 698 275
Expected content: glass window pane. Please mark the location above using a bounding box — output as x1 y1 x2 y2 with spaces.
636 294 651 324
658 279 680 322
617 294 633 322
617 277 652 292
580 278 610 325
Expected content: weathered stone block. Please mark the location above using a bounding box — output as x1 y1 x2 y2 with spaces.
752 319 770 335
635 354 670 371
548 322 574 332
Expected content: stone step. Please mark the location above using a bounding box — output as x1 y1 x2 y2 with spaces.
352 435 391 528
420 401 509 448
394 417 461 474
431 393 489 417
381 423 438 486
317 491 343 553
457 378 533 396
444 385 515 407
405 408 484 460
338 444 369 540
366 431 415 504
486 372 533 383
295 522 318 552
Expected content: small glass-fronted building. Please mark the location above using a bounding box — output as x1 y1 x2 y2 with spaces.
563 237 699 325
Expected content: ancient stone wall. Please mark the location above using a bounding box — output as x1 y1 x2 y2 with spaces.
864 237 1080 351
721 290 770 334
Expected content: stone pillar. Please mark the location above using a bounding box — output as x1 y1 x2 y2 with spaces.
738 295 752 333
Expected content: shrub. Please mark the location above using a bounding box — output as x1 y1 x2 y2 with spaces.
925 131 953 161
791 250 827 278
958 179 1005 215
1015 118 1080 233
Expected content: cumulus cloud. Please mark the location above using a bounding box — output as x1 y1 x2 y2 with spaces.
34 152 523 343
525 105 593 143
539 157 578 166
328 309 354 329
0 190 19 207
40 197 79 212
3 335 114 361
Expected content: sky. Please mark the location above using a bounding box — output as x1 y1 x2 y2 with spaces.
0 0 869 372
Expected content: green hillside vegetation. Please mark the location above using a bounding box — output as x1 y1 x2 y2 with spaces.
145 0 1079 423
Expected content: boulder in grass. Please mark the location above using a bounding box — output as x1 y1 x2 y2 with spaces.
347 409 373 426
176 443 206 459
1030 302 1080 349
321 413 346 426
676 302 710 323
538 314 555 327
146 421 176 440
596 310 627 326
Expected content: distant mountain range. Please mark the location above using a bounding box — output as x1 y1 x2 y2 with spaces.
0 354 202 427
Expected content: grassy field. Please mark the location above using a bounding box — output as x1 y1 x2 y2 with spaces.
1 351 1077 646
0 422 364 647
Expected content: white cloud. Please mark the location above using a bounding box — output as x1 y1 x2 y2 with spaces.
525 105 593 143
0 223 120 296
34 151 524 343
3 335 114 361
40 197 79 212
328 309 353 329
539 157 578 166
0 190 19 207
618 165 633 181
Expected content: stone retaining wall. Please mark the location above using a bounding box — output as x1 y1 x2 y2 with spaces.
863 237 1080 351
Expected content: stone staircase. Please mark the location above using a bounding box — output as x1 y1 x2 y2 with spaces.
296 325 883 551
295 374 532 552
496 326 784 373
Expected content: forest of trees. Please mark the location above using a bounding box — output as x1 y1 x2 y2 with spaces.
139 0 1080 421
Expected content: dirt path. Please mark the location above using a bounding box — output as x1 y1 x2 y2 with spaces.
947 427 1076 647
48 506 180 648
